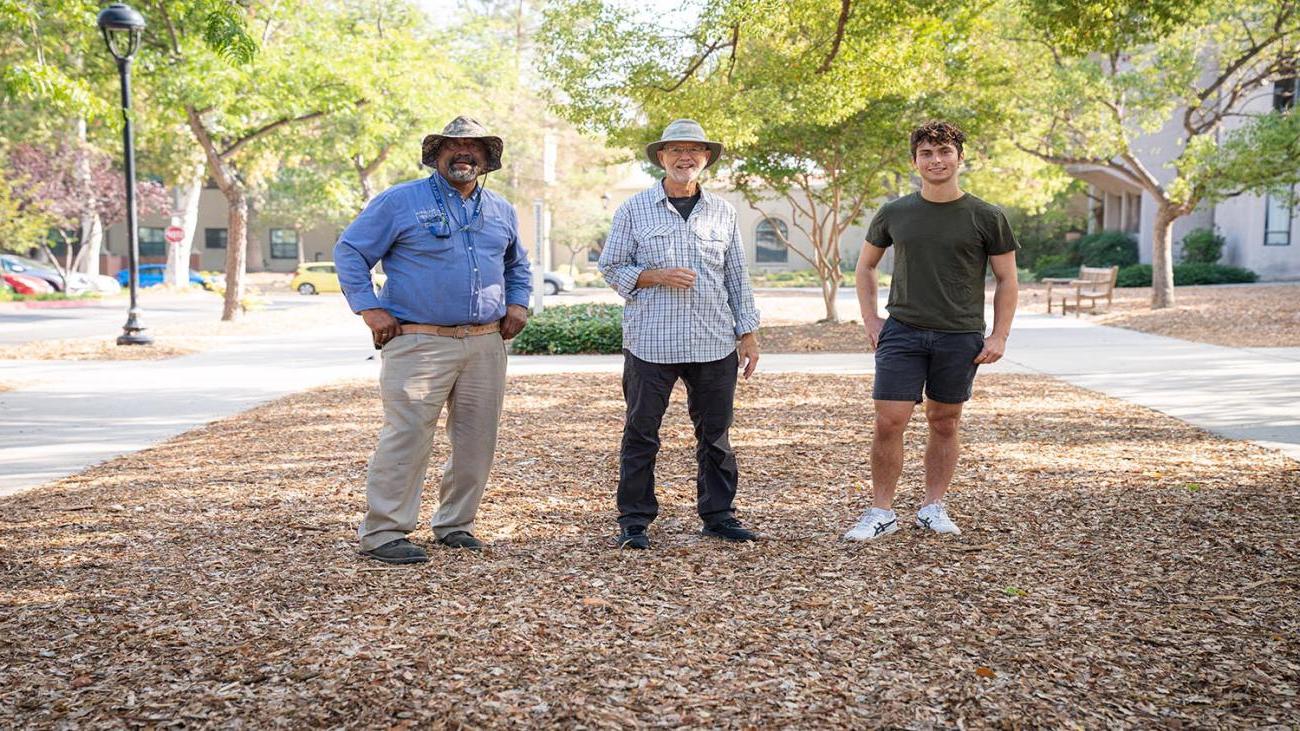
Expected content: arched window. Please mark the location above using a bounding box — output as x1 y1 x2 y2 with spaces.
755 218 789 263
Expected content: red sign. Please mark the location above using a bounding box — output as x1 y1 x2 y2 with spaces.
164 225 185 244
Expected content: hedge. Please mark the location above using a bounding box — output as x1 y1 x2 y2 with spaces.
1115 263 1258 287
510 303 624 355
1076 231 1139 267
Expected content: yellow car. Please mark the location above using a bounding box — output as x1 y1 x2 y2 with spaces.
291 262 385 295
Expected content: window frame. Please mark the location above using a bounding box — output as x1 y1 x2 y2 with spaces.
138 227 166 258
754 217 790 264
269 228 299 260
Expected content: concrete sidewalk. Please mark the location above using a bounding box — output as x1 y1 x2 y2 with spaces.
2 311 1296 497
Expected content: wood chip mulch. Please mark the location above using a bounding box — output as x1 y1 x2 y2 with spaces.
2 374 1297 728
759 321 868 353
0 338 202 361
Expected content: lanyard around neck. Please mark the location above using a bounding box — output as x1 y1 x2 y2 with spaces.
429 175 484 236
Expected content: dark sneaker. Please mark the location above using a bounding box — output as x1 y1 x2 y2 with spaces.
359 538 429 564
437 531 484 551
702 517 757 542
616 525 650 550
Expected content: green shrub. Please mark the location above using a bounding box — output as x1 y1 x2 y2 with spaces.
1116 264 1152 287
1076 231 1139 267
1173 263 1257 285
510 303 624 355
1180 228 1225 264
1032 254 1077 281
1114 263 1258 287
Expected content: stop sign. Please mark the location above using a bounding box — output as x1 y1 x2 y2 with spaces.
164 225 185 244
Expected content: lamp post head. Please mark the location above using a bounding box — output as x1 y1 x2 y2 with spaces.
97 3 145 61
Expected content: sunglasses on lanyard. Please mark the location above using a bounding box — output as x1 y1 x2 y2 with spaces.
426 176 485 239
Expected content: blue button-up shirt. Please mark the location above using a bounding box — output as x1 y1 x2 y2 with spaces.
334 174 532 325
599 182 760 364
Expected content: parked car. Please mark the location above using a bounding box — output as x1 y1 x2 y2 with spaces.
1 254 69 292
116 264 213 290
543 271 574 296
291 262 385 295
2 272 56 295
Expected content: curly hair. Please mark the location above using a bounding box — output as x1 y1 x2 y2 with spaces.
910 121 966 159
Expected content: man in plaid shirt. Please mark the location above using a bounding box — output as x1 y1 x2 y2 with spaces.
599 118 761 550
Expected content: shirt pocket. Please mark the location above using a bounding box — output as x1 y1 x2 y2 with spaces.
634 223 674 268
695 226 729 270
412 208 456 254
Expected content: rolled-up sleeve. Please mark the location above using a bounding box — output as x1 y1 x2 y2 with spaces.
502 205 533 307
334 191 398 314
723 217 759 336
598 206 643 300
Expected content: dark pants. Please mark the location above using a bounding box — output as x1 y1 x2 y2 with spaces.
617 350 739 528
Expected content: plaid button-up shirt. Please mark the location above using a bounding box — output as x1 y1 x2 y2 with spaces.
599 182 760 364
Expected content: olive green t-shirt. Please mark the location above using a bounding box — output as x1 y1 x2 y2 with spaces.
865 192 1019 333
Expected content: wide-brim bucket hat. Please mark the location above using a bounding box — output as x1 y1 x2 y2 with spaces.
645 118 723 170
421 116 503 173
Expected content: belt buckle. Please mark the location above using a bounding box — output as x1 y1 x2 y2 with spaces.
455 325 471 339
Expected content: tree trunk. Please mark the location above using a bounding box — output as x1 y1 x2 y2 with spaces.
166 167 204 287
1151 205 1177 309
822 277 840 322
246 216 265 272
74 117 101 276
75 212 103 275
222 190 248 321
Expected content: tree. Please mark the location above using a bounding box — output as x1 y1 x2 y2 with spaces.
1006 0 1300 308
140 0 371 319
7 142 168 281
731 108 914 320
2 1 125 277
537 0 1061 320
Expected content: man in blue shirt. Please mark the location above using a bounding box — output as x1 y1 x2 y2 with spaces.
335 116 532 563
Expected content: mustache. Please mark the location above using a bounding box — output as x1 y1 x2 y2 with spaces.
451 155 479 165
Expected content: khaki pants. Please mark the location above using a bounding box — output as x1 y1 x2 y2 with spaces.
358 332 507 551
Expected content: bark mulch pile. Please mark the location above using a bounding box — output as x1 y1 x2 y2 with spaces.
2 374 1297 728
1021 283 1300 348
1 338 202 362
759 321 868 353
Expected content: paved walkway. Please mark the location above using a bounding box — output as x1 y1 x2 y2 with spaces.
2 311 1297 497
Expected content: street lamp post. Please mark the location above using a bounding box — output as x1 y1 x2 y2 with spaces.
98 3 152 346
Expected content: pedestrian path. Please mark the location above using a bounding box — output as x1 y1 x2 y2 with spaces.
2 312 1296 497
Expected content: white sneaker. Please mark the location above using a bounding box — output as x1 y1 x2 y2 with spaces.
916 502 961 535
844 508 899 541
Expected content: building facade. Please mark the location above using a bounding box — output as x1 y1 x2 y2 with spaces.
1073 77 1299 280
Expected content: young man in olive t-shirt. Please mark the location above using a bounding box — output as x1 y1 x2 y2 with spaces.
844 121 1019 541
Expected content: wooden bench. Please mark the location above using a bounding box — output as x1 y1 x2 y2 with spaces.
1045 266 1119 315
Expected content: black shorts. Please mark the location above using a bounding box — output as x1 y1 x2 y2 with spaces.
873 317 984 404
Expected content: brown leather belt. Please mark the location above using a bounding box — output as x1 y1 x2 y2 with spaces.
398 322 500 338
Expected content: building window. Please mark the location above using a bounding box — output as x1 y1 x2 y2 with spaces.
205 228 227 249
270 228 299 259
1273 77 1297 112
139 227 166 257
755 218 789 263
1264 188 1294 246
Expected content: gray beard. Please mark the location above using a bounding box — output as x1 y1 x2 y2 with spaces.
446 167 479 183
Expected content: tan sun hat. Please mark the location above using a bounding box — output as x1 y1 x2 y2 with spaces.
644 118 723 170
